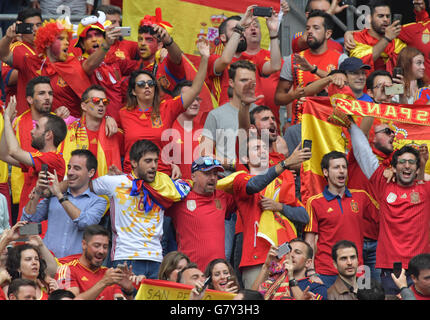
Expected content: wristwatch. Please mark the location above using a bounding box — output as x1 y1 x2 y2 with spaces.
279 160 288 170
310 65 318 74
289 278 298 287
59 196 69 204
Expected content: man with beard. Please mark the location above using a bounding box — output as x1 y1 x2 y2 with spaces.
165 156 236 272
327 240 360 300
304 151 378 289
349 120 430 296
348 0 406 75
55 224 138 300
87 139 191 278
207 5 282 107
0 97 66 225
7 76 66 224
22 149 107 259
275 10 348 124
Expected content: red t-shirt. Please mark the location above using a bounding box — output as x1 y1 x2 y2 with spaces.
304 187 377 275
56 258 123 300
232 172 274 268
119 96 185 175
347 152 380 240
170 119 203 180
12 51 88 118
19 151 66 221
206 51 267 107
9 41 37 115
410 285 430 300
1 62 17 106
166 189 236 271
370 166 430 269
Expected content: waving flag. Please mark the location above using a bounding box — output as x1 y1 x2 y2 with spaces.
300 97 430 205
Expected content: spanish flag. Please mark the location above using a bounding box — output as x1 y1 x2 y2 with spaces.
301 97 430 205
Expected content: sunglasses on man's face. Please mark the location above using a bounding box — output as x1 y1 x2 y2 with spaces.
85 97 110 106
136 80 156 88
397 159 417 165
375 127 395 136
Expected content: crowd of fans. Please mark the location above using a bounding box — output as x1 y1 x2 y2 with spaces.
0 0 429 301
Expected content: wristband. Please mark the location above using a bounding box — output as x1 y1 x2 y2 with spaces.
269 34 279 40
59 196 69 204
164 38 174 47
383 36 392 43
399 286 409 291
279 160 289 170
310 65 318 74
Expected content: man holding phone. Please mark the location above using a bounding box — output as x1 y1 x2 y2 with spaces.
348 0 406 75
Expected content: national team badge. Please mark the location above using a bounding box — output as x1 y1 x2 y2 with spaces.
215 199 222 210
187 200 196 211
350 200 359 213
386 192 397 203
410 192 420 204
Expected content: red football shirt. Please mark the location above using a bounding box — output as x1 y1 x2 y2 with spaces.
119 96 185 175
166 189 236 271
347 151 380 240
19 151 66 221
370 166 430 269
206 51 268 107
56 258 123 300
410 285 430 300
304 187 377 275
170 119 203 180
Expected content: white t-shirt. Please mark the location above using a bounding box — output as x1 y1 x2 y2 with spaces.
92 172 190 262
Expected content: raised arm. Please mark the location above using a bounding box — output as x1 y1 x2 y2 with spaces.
152 24 183 65
0 23 16 66
181 39 209 109
349 122 380 179
2 96 33 167
82 26 121 76
214 5 257 74
261 10 282 75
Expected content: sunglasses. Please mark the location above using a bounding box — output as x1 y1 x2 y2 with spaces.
85 97 110 106
195 157 221 166
136 80 156 88
397 159 417 165
375 128 395 136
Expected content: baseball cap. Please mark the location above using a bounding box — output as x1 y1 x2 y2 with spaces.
191 157 224 173
339 57 371 72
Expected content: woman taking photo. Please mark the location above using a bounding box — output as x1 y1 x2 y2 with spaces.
204 258 240 293
119 39 209 177
393 46 426 104
1 222 58 300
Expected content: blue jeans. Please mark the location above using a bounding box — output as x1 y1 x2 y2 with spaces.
161 216 177 256
362 239 381 283
113 259 161 279
225 212 237 262
319 274 338 288
380 268 414 296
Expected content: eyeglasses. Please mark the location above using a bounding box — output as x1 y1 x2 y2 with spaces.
136 80 156 88
375 128 395 136
85 97 110 106
194 157 221 166
397 159 417 165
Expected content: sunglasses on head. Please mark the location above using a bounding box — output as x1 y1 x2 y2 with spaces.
375 127 394 136
85 97 110 106
195 157 221 166
136 80 156 88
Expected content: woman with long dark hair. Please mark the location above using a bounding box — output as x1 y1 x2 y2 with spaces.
119 40 209 176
